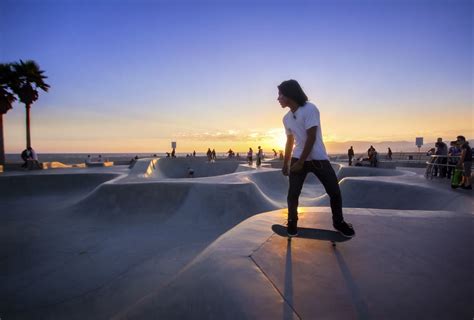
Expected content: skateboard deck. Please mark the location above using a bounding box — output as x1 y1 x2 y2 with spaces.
271 224 352 246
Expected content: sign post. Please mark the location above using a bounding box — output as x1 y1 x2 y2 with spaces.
415 137 423 153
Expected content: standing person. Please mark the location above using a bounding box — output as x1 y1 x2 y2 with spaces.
256 146 263 167
193 150 196 157
171 148 176 158
272 149 278 158
278 79 355 237
206 148 212 162
247 147 253 165
447 141 461 179
435 138 448 177
348 146 354 166
211 149 216 161
387 147 392 160
456 136 472 189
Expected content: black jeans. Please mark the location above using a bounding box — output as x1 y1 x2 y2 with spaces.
287 158 344 225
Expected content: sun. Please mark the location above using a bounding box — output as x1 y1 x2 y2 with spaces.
275 130 287 150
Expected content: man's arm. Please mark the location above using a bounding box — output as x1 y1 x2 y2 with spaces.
282 135 294 176
459 148 466 165
290 126 316 172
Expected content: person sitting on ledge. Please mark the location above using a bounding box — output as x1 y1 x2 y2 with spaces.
24 146 40 170
20 148 30 168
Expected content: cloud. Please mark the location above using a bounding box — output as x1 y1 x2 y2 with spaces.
176 128 283 142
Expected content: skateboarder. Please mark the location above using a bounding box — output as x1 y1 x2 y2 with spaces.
278 79 355 238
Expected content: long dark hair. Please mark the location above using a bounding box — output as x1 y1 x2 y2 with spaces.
278 79 308 107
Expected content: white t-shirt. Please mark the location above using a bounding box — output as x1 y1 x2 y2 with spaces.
283 102 329 161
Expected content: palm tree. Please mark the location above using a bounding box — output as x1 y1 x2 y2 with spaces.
0 63 16 166
11 60 50 149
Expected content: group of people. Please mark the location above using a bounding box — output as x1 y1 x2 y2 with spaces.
429 136 471 189
347 146 392 167
206 148 217 162
247 146 264 167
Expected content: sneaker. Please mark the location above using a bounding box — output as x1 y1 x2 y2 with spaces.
287 220 298 237
334 221 355 238
461 185 472 190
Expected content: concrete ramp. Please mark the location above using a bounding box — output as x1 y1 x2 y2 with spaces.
0 173 121 199
119 208 473 320
316 177 473 213
336 165 410 180
152 158 243 179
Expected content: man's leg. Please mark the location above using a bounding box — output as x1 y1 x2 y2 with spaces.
310 160 343 225
440 158 447 177
311 160 355 237
287 158 308 225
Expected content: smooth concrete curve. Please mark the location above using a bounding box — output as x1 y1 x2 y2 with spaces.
0 158 472 319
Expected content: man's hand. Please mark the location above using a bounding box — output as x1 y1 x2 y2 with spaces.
282 163 289 176
290 159 304 173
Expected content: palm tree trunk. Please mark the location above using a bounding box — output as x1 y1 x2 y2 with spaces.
0 114 5 165
26 104 31 148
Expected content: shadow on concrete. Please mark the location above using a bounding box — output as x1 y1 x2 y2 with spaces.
333 248 370 320
284 240 296 320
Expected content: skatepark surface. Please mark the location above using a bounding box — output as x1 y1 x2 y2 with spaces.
1 157 472 319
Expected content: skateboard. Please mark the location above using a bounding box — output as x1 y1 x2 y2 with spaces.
271 224 352 246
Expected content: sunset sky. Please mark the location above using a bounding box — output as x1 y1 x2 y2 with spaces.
1 0 472 153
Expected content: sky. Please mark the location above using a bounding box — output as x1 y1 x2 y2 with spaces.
1 0 472 153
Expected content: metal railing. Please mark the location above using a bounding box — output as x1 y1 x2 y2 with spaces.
424 155 463 180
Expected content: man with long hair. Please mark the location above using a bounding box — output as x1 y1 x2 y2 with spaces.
278 79 355 237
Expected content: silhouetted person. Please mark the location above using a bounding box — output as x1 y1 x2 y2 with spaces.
256 146 263 167
21 149 30 168
206 148 212 162
387 147 393 160
278 79 354 238
272 149 278 158
21 146 39 169
211 149 216 161
348 146 354 166
193 150 196 157
456 135 472 189
434 138 447 177
247 147 253 165
171 148 176 158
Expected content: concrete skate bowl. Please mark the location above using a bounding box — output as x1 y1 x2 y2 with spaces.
336 165 411 180
316 177 473 213
75 177 278 220
0 173 122 200
149 158 247 179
